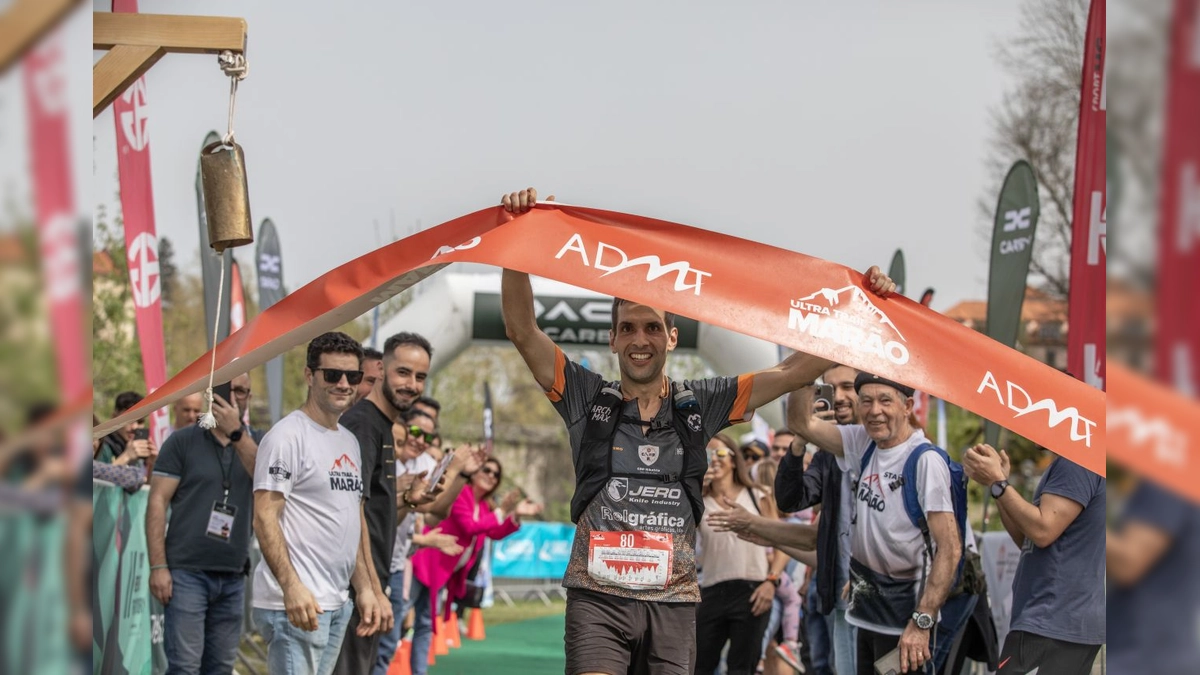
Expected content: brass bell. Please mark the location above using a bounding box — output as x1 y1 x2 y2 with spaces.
200 140 254 252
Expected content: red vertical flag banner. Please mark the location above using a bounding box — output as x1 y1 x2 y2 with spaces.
230 260 247 333
1156 0 1200 396
23 34 85 399
112 0 170 447
1067 0 1107 390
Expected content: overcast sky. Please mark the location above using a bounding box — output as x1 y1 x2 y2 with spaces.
3 1 1026 315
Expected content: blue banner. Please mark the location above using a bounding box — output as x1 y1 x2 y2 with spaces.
490 522 575 579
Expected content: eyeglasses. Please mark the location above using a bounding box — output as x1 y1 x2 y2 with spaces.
407 425 437 443
314 368 364 385
479 466 500 478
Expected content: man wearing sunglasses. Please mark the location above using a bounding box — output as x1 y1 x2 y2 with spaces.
500 187 896 675
252 332 383 675
333 333 432 675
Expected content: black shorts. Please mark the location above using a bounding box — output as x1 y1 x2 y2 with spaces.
997 630 1102 675
564 588 697 675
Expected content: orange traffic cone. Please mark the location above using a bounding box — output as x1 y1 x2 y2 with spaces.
466 607 486 641
433 616 450 656
446 613 462 649
387 639 412 675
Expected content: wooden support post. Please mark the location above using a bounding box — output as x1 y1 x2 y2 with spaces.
0 0 83 76
92 45 164 117
92 12 247 117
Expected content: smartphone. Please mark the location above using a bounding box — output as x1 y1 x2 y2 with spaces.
132 427 150 441
814 383 835 413
213 381 232 405
873 647 901 675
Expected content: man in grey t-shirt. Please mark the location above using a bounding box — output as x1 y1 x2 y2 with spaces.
963 447 1105 675
499 186 897 675
147 372 260 675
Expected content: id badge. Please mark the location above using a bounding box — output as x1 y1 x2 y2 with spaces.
206 501 237 543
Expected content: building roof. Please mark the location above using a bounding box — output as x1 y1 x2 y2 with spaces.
943 287 1067 327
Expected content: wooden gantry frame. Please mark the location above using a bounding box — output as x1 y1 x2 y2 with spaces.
1 4 247 114
92 12 247 117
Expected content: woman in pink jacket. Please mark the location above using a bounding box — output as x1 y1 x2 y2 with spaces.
408 456 541 674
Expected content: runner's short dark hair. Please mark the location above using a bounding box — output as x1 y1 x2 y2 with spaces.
611 297 676 330
306 332 364 371
384 332 433 359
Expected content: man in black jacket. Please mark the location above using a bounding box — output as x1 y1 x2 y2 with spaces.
775 364 859 675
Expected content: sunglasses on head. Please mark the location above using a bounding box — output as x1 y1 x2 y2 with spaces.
314 368 364 385
407 425 437 443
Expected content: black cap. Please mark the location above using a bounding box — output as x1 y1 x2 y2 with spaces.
853 372 915 398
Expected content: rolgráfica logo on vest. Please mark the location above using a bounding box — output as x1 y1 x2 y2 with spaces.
328 454 363 492
600 506 686 532
977 371 1097 447
787 286 909 365
555 233 711 296
638 445 660 466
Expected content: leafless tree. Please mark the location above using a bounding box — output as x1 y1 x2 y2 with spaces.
981 0 1167 295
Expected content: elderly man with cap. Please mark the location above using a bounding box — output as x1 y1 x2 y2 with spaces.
787 373 960 675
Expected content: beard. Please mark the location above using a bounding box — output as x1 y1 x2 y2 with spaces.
382 384 417 414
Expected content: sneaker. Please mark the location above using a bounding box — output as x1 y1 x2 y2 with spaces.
774 641 806 674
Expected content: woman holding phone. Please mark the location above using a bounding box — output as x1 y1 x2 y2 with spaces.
407 456 542 674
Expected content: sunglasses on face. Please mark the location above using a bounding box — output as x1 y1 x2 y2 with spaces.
706 447 732 462
407 425 437 443
314 368 364 385
479 466 500 478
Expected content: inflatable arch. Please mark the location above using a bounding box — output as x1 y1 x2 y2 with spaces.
370 272 788 427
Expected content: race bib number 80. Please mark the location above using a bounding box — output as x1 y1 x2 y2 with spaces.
587 531 673 590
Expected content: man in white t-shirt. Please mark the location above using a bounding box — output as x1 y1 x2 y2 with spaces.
252 331 382 675
788 372 960 675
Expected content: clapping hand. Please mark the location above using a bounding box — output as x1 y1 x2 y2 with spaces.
706 495 754 534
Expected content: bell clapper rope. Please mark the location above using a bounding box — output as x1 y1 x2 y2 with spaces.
200 51 249 430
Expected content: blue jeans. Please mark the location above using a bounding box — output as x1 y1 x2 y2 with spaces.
805 582 833 675
253 599 353 675
408 577 437 675
163 570 245 675
827 608 856 675
372 570 412 675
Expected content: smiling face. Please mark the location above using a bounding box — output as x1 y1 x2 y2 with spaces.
857 383 914 449
306 352 360 418
381 344 430 414
823 365 859 425
609 302 678 388
406 413 438 460
393 422 418 462
356 358 382 403
473 459 502 499
706 438 734 481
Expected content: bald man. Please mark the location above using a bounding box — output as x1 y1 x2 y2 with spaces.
172 393 204 431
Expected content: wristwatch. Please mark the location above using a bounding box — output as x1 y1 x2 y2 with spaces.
459 470 475 480
766 573 781 587
911 611 935 631
228 426 245 443
990 480 1010 499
